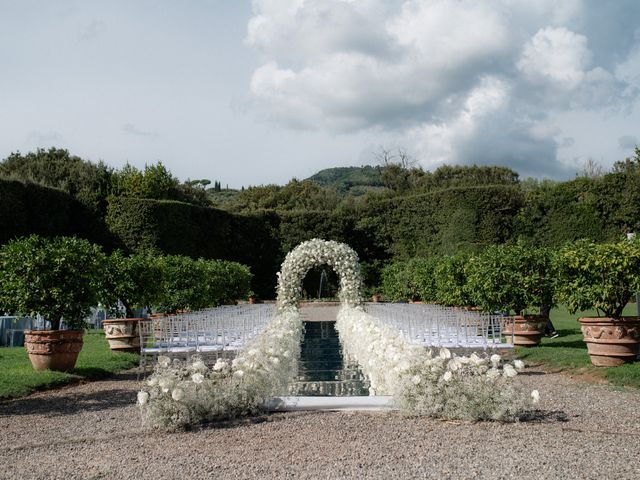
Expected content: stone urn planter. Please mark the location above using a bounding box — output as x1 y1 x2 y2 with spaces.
578 317 640 366
24 330 84 372
103 318 142 353
503 315 547 347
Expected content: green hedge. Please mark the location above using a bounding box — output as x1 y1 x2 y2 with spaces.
381 258 438 302
0 179 112 247
105 186 526 298
106 197 280 298
154 255 252 313
360 185 524 259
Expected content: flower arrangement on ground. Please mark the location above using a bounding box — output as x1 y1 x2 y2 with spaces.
138 308 302 430
336 306 539 421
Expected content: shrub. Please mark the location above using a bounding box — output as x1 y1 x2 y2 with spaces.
101 251 163 318
0 235 105 330
465 245 555 315
554 239 640 317
155 255 252 313
381 258 437 302
105 197 279 299
433 254 474 307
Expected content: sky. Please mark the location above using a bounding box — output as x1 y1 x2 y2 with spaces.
1 0 639 188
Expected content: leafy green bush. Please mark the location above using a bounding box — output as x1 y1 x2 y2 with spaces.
433 254 474 307
0 236 105 330
111 162 210 207
101 251 163 318
154 255 252 313
381 258 437 302
465 245 555 315
554 239 640 317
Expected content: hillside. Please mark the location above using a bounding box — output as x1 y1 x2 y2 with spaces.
306 165 384 194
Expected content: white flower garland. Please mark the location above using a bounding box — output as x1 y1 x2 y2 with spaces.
336 306 538 421
336 306 424 395
138 309 303 430
276 239 363 311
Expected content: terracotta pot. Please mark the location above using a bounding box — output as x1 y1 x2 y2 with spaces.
503 315 547 347
579 317 640 367
24 330 84 372
371 294 382 303
103 318 142 353
248 296 257 304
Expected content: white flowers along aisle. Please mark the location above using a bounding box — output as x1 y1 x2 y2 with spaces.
336 309 538 421
139 239 538 430
138 308 303 430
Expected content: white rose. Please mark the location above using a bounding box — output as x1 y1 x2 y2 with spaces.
503 364 517 378
191 373 204 384
514 360 525 371
443 371 453 382
490 354 501 367
486 368 500 380
531 390 540 404
213 359 228 371
171 388 184 401
137 391 149 405
411 375 422 385
191 360 206 372
233 370 244 378
158 378 172 392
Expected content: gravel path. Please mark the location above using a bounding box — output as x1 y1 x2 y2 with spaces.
0 370 638 480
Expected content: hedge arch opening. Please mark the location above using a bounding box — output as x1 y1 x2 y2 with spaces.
276 239 363 312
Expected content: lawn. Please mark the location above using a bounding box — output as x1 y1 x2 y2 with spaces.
516 304 640 389
0 331 139 399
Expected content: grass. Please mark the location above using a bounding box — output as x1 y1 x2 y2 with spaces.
0 331 139 399
516 304 640 389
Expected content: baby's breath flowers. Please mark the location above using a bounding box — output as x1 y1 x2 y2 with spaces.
336 306 538 422
138 308 303 431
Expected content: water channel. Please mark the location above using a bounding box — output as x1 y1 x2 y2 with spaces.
287 321 370 396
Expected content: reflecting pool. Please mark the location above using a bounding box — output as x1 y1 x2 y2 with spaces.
287 321 370 396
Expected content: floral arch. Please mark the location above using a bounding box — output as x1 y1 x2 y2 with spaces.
276 239 363 312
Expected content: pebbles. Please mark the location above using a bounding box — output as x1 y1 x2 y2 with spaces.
0 370 638 479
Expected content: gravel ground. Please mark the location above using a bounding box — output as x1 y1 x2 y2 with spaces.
0 370 638 480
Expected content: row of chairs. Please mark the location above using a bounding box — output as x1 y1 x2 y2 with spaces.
138 304 276 374
365 303 514 349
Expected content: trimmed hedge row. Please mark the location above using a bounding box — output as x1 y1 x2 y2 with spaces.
104 185 526 298
0 179 112 247
106 197 281 298
360 185 524 259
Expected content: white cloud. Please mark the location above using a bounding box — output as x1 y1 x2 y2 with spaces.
247 0 640 176
517 27 592 91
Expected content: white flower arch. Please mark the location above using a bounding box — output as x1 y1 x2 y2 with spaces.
276 239 363 311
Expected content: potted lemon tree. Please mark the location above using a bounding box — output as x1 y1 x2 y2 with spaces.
554 239 640 366
466 244 554 346
433 253 474 308
0 235 104 371
101 250 162 353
